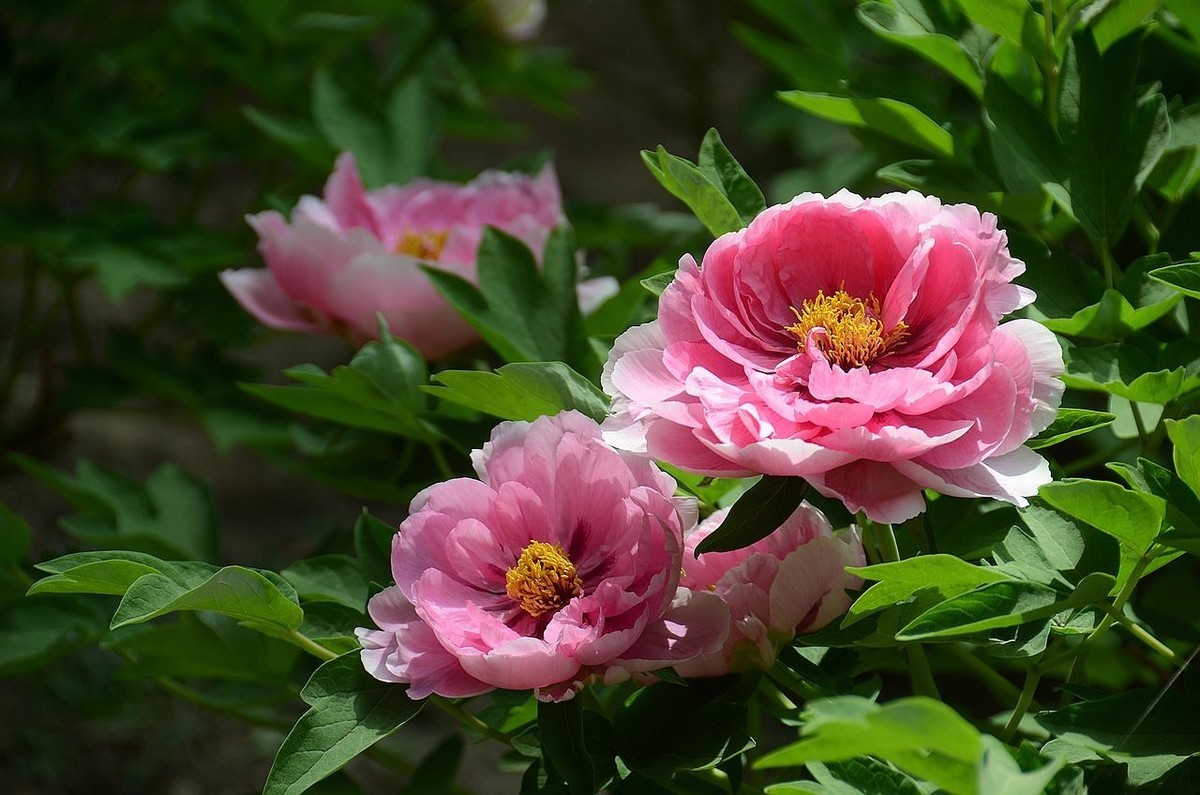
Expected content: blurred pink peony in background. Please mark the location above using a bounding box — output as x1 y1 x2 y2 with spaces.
357 411 728 701
674 503 863 677
222 153 611 358
603 191 1064 523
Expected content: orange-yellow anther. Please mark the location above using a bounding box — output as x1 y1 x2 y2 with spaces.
394 230 449 261
506 541 582 617
785 289 908 369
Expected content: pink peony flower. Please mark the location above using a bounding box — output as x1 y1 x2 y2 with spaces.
356 411 728 701
674 503 864 677
603 191 1064 524
222 153 613 358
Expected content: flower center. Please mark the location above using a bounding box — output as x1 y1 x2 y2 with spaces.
785 289 908 369
394 230 449 260
505 541 582 617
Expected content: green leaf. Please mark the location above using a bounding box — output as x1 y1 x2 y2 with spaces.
896 574 1114 641
426 362 609 423
757 696 983 795
0 502 30 564
779 92 954 157
243 332 437 441
423 225 591 369
283 556 369 612
1027 409 1116 449
977 736 1067 795
950 0 1049 63
11 457 217 562
641 146 744 237
264 653 423 795
615 682 753 774
0 595 109 675
354 510 396 588
640 272 675 296
65 245 189 302
243 106 336 169
876 159 1046 228
1037 688 1200 787
110 565 304 631
1039 255 1180 340
1150 260 1200 300
982 76 1065 196
538 699 594 795
808 758 923 795
695 476 809 554
1089 0 1161 53
1062 343 1187 403
845 555 1012 627
857 3 982 96
104 614 299 684
30 551 214 597
1039 479 1165 553
1057 33 1170 252
312 70 433 187
697 128 767 225
1167 416 1200 499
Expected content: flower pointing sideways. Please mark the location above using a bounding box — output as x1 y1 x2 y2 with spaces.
603 191 1065 523
675 503 864 677
356 411 729 702
221 153 615 359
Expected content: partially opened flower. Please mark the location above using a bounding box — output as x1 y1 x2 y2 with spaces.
674 503 864 677
357 411 728 701
603 191 1064 523
222 154 609 358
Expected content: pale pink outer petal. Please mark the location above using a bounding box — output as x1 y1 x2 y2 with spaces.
356 587 491 699
321 252 481 358
218 269 325 333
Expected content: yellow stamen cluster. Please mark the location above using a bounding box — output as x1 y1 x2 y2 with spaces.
394 230 449 261
505 541 583 617
785 289 908 369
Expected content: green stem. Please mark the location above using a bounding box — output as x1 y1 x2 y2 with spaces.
1130 401 1151 455
1039 553 1153 673
1101 244 1117 291
766 661 822 702
288 630 339 661
432 696 513 747
1000 668 1041 743
948 643 1023 705
429 442 454 480
906 644 941 700
1042 0 1059 130
1105 606 1184 665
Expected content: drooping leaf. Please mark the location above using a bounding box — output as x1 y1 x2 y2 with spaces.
695 476 809 554
779 92 954 157
110 565 304 632
264 653 423 795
